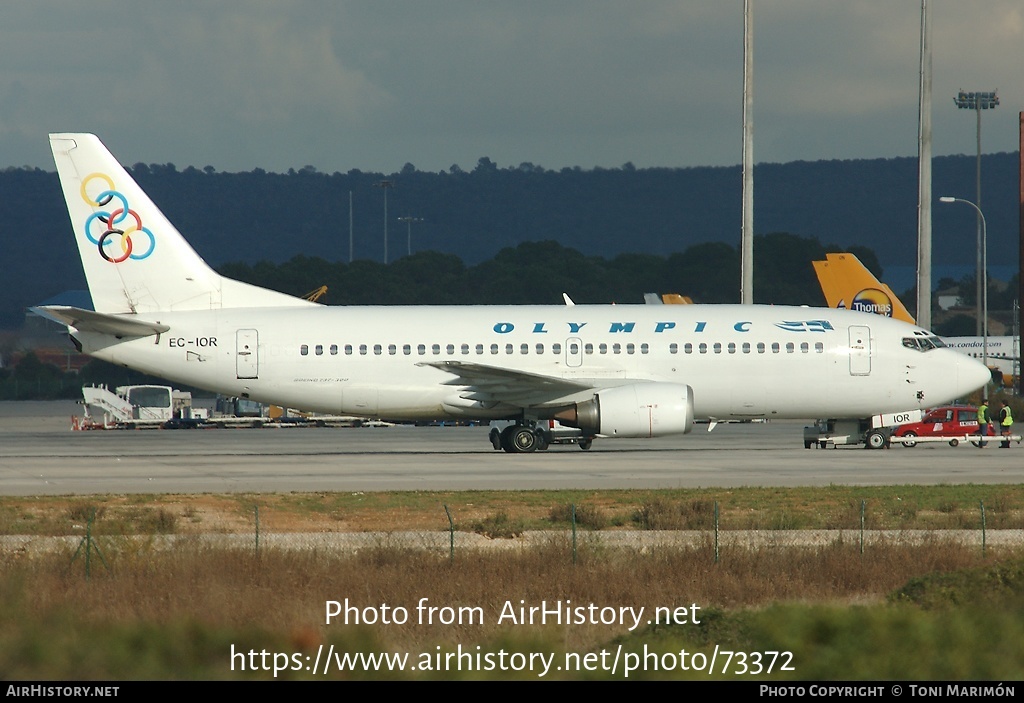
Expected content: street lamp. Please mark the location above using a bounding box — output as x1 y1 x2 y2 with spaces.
953 90 998 335
374 180 394 263
397 216 423 257
939 196 988 388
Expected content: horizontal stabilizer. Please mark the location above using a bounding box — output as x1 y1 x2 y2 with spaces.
31 306 169 338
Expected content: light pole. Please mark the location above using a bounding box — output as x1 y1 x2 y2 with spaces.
740 0 754 304
953 90 998 335
374 180 394 263
940 196 988 387
397 216 423 257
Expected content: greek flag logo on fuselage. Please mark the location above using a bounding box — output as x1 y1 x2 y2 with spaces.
774 320 835 333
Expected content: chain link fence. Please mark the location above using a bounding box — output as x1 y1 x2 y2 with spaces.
1 497 1016 574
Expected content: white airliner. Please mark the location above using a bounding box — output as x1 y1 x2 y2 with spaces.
39 134 990 452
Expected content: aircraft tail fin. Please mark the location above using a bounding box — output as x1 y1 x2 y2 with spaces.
812 253 915 324
49 133 312 314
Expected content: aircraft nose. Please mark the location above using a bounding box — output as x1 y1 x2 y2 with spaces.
958 355 993 396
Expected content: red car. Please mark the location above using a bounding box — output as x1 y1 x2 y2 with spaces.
892 406 980 447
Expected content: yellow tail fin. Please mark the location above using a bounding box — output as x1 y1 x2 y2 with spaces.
812 253 915 323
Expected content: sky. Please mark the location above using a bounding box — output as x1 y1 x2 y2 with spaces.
1 1 1022 174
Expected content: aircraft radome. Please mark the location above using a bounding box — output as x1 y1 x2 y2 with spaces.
38 134 991 452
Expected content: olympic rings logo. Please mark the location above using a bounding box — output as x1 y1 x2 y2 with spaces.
80 173 156 263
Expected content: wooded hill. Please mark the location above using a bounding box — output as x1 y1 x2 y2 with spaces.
4 151 1018 327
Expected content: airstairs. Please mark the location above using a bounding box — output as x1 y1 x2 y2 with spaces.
78 385 175 428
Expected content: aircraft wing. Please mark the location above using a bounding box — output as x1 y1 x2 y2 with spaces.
418 360 594 406
31 306 170 338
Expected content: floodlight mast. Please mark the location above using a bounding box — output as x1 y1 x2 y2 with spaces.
374 180 395 264
954 90 999 335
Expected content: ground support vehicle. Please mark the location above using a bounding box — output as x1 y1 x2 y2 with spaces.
803 409 923 450
888 405 1020 447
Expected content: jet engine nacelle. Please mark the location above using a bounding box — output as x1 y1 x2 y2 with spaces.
553 383 694 438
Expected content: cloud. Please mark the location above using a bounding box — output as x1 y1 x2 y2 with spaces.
0 1 1021 173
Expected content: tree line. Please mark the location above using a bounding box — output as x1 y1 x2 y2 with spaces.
218 233 880 307
3 150 1018 328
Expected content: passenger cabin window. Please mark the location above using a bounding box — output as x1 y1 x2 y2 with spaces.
300 344 309 356
330 344 338 355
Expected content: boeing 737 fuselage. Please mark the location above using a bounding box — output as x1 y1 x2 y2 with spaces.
40 134 990 452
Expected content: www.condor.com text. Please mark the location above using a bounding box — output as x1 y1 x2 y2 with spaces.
230 643 795 678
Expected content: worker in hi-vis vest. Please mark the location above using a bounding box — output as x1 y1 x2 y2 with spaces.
998 400 1014 449
977 399 991 448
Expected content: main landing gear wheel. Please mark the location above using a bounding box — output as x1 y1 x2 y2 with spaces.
489 428 502 450
578 438 592 451
500 425 539 453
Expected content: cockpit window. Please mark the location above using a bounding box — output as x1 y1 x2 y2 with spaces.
902 336 946 352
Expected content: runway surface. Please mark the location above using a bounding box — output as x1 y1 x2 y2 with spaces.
0 401 1018 496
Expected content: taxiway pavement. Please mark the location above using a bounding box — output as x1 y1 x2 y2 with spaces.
0 401 1018 496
